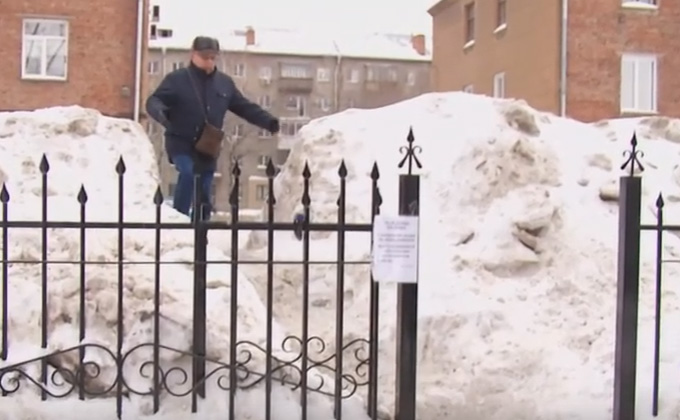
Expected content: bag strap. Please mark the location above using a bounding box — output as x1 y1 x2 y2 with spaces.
186 68 208 119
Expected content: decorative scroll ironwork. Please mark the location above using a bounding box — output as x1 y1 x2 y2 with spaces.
398 127 423 175
0 336 370 400
621 133 644 177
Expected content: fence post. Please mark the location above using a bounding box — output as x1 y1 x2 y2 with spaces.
613 135 643 420
394 128 421 420
192 173 208 406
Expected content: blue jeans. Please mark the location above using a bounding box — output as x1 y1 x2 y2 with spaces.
172 154 214 221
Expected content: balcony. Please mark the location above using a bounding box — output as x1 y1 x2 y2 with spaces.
277 63 314 93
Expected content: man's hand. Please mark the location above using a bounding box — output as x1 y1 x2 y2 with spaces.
268 118 280 134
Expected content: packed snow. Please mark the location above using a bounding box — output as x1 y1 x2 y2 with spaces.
0 107 365 420
2 93 680 420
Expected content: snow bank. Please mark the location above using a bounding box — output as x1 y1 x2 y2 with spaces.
241 93 680 419
0 107 365 419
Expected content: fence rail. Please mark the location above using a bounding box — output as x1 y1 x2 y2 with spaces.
0 137 391 420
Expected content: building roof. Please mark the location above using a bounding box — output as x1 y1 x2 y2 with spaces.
148 4 431 62
427 0 458 16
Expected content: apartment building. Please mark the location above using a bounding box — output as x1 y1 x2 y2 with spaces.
146 25 431 210
0 0 150 120
428 0 680 122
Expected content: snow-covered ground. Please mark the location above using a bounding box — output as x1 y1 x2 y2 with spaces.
2 94 680 419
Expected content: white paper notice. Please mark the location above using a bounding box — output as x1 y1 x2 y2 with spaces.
371 215 419 284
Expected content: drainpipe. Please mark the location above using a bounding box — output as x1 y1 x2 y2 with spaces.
133 0 144 122
332 41 343 112
559 0 568 117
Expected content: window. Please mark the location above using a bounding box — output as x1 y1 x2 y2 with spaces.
496 0 507 29
151 5 160 21
232 124 244 138
317 67 330 82
259 128 273 138
148 60 160 75
347 68 360 83
22 19 69 80
407 71 416 86
280 64 311 79
319 97 331 112
285 96 306 116
620 53 657 113
387 69 398 82
257 155 269 168
255 185 267 201
171 61 185 71
259 95 271 109
463 84 474 93
280 121 306 136
493 72 505 98
464 3 475 45
259 66 272 80
622 0 657 7
233 63 246 77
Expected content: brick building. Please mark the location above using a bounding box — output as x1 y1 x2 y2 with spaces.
0 0 151 120
428 0 678 122
147 22 431 210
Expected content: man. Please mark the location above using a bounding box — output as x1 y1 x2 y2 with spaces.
146 36 279 220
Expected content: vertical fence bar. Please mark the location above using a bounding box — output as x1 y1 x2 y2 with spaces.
77 186 88 400
300 162 312 420
264 160 276 420
115 157 126 419
613 135 643 420
192 172 208 409
1 185 9 373
652 194 664 416
367 163 382 419
228 163 241 420
39 155 49 401
394 128 422 420
152 187 164 414
334 161 348 420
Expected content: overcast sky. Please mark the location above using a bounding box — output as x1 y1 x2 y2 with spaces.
157 0 435 35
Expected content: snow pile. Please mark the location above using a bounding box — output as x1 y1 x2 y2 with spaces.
0 107 365 420
241 93 680 419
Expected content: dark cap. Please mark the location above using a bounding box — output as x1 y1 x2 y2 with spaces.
192 36 220 52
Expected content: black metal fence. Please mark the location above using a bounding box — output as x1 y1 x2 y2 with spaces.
615 134 671 420
0 130 423 419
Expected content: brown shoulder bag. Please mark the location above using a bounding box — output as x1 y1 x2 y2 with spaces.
187 70 224 159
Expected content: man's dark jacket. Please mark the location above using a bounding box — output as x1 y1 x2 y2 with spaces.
145 63 276 162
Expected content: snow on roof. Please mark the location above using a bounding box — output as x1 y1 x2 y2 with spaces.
149 7 431 61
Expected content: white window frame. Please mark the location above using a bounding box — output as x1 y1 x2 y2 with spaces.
495 0 507 32
317 67 330 82
148 60 160 75
320 97 331 112
259 66 272 80
232 124 244 138
407 71 416 86
258 128 272 138
259 95 271 109
621 0 657 10
348 69 360 83
620 53 657 113
255 184 267 201
257 155 269 168
21 18 69 81
493 72 505 98
171 61 185 71
462 84 474 93
233 63 246 78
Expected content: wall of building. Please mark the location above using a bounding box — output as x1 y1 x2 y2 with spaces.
146 48 431 211
430 0 562 114
0 0 146 118
566 0 680 122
